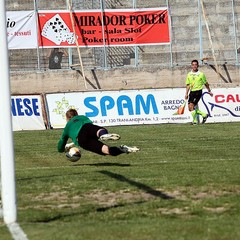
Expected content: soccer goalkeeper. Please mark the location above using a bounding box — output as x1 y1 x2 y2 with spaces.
185 59 213 124
57 109 140 156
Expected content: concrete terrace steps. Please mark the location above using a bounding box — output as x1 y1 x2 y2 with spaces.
138 50 237 65
7 0 240 70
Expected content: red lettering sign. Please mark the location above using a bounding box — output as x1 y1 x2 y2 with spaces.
215 95 225 103
38 8 170 47
215 94 240 103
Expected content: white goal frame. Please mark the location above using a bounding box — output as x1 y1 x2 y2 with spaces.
0 0 17 224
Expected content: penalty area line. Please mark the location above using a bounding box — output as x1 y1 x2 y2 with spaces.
15 158 237 172
0 208 3 218
16 165 78 171
7 222 28 240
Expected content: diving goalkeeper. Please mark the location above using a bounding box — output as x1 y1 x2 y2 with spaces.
57 109 140 156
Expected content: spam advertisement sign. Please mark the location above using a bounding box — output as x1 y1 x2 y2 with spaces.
46 89 190 128
46 88 240 128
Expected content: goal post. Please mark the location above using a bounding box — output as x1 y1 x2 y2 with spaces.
0 0 17 224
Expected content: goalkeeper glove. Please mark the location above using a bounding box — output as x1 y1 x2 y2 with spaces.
65 142 75 152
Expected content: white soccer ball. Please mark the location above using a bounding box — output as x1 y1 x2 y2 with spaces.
66 147 81 162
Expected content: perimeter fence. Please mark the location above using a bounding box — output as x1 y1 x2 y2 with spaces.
7 0 240 71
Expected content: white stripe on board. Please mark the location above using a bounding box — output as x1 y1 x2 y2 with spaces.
7 222 28 240
14 158 238 172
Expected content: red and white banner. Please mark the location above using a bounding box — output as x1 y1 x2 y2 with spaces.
199 88 240 122
11 95 46 131
7 11 38 49
38 8 170 47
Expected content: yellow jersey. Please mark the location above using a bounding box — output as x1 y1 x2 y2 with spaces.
185 71 207 91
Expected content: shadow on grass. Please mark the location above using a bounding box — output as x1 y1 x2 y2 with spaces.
30 170 173 222
32 212 80 223
98 170 174 200
96 200 145 212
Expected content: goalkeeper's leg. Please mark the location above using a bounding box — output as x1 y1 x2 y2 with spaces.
77 138 122 156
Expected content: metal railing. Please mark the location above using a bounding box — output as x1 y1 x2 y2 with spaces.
7 0 240 71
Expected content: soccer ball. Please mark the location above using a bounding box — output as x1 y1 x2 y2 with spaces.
66 147 81 162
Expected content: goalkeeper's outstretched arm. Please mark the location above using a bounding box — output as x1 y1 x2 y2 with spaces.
57 133 69 152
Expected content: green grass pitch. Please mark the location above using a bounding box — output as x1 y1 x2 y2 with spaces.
1 122 240 240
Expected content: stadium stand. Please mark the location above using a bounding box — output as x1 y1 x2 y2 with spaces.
7 0 240 93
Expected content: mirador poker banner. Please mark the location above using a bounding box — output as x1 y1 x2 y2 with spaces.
38 8 170 47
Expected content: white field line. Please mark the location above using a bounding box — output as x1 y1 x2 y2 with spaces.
0 207 3 218
16 165 78 171
7 222 28 240
14 158 237 172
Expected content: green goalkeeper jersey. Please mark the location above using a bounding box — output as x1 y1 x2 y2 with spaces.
185 71 207 91
57 115 93 152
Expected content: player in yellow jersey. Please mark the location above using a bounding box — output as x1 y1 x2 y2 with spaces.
185 60 213 124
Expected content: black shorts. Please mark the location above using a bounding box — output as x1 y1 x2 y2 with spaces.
77 123 106 155
188 90 202 105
